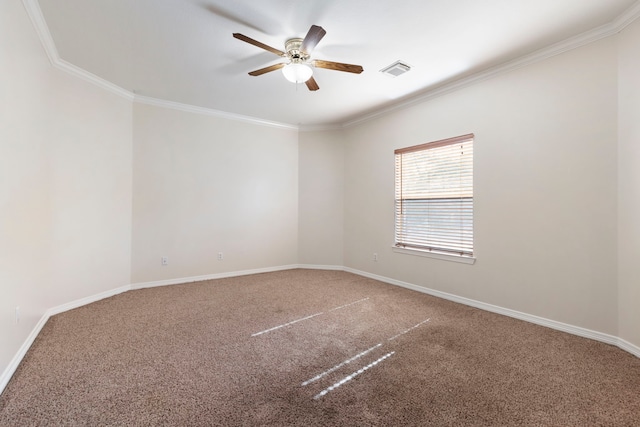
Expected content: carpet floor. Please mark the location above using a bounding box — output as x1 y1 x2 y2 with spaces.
0 269 639 426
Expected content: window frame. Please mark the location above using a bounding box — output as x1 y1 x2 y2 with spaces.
393 133 475 264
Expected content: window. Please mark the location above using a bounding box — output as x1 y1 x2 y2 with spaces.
394 134 474 260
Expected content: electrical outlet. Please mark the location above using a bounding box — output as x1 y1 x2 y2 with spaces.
217 252 224 261
161 256 168 266
15 306 20 324
373 253 378 262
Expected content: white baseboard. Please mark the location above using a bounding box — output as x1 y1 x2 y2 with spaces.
1 265 302 395
0 313 49 395
618 338 640 358
296 264 344 271
48 285 131 316
3 264 639 397
130 265 300 290
0 283 131 395
344 267 633 352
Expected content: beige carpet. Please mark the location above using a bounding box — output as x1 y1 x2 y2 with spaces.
0 269 639 426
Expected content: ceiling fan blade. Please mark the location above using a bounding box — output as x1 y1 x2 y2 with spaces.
305 76 319 91
233 33 285 57
248 63 285 76
300 25 326 54
313 59 363 74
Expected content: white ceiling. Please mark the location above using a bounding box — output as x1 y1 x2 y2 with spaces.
36 0 637 127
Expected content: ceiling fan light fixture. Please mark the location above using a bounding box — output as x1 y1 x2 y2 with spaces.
234 25 362 91
282 62 313 83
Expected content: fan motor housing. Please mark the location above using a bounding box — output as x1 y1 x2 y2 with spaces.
285 38 310 62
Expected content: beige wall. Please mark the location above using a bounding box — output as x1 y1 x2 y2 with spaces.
618 19 640 347
342 38 619 335
131 104 299 283
1 0 132 378
298 130 344 266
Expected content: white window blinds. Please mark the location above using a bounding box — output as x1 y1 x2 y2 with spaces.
394 134 474 257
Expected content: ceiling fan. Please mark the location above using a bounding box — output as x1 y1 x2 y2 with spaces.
232 25 364 91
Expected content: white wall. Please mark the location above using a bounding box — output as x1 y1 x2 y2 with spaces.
343 38 619 335
131 104 299 283
0 0 132 380
298 130 344 266
618 19 640 348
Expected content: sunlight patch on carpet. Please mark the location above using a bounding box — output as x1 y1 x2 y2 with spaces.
303 318 431 389
302 343 383 386
313 352 395 400
250 297 370 337
251 313 324 336
387 318 431 341
327 297 370 312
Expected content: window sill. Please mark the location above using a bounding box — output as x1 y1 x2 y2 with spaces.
392 246 476 265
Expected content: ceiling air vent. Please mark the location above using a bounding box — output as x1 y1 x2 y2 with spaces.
380 60 411 77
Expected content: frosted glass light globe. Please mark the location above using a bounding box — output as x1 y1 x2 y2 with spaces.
282 63 313 83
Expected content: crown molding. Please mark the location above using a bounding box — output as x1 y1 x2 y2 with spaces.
343 1 640 128
21 0 57 65
298 123 345 132
613 0 640 31
21 0 297 130
22 0 640 131
54 58 134 101
133 95 298 131
22 0 133 101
